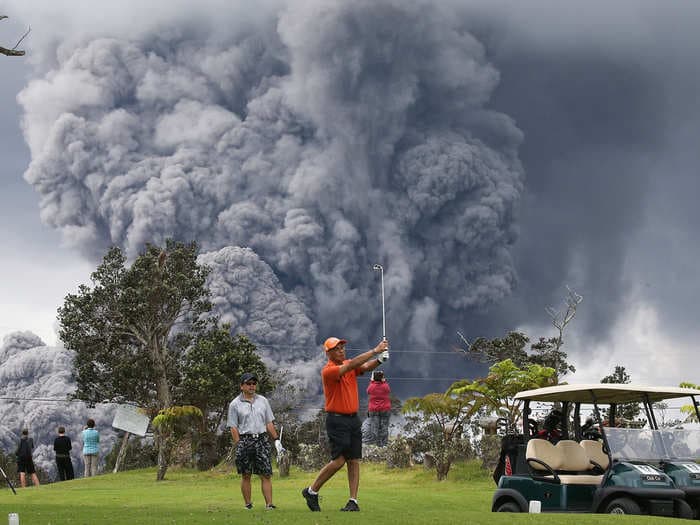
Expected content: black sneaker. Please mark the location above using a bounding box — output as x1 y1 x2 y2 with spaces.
340 500 360 512
265 504 276 510
245 503 253 510
302 487 321 511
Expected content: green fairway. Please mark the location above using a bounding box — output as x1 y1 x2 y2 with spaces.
0 461 691 524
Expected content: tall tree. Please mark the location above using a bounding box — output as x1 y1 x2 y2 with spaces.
461 331 530 367
679 382 699 423
402 391 478 480
600 365 642 423
458 287 580 380
58 240 212 479
176 327 270 433
448 359 557 432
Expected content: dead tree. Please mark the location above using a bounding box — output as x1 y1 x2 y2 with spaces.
545 285 583 352
1 16 30 57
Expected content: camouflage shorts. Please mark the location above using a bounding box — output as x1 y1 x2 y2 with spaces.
235 434 272 476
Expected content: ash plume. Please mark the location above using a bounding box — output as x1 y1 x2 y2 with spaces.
17 0 524 382
0 333 117 479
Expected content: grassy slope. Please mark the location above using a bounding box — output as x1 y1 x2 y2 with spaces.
0 461 690 524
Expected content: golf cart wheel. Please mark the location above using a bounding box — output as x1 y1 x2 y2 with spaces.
674 499 693 520
495 501 521 512
605 498 641 515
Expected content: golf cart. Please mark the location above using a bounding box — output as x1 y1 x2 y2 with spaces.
491 384 700 518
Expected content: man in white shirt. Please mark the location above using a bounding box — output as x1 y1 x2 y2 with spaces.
228 372 284 510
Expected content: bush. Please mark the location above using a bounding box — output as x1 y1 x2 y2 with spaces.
362 444 388 463
104 436 158 472
0 448 18 490
385 435 413 469
294 444 326 471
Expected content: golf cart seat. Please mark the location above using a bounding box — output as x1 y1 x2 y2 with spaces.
579 440 609 471
526 438 562 481
555 440 604 484
526 439 604 485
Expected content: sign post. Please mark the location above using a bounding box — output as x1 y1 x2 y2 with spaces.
111 405 150 473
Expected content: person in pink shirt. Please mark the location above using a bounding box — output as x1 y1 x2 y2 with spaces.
366 370 391 446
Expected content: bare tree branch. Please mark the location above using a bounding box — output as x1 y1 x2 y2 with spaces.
545 285 583 348
455 330 472 352
13 24 30 50
1 15 28 57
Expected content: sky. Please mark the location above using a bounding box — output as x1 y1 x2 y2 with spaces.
2 0 700 409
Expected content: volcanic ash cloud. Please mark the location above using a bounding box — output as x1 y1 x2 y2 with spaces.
19 0 524 357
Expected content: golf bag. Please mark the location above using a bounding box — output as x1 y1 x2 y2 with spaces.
492 434 526 485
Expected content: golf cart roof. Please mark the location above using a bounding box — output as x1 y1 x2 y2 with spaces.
515 384 700 404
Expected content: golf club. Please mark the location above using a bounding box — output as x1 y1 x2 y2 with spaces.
0 464 17 495
372 264 386 340
372 264 390 365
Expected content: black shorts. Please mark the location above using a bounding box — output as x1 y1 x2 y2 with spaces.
17 457 36 474
326 413 362 460
235 435 272 476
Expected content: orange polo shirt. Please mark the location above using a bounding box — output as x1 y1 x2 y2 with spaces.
322 359 361 414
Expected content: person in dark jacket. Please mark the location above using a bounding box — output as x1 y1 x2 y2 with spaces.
53 426 75 481
16 429 40 487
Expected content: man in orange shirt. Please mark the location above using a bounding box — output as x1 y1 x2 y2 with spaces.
302 336 389 512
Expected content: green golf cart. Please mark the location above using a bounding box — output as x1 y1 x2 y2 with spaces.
491 384 700 518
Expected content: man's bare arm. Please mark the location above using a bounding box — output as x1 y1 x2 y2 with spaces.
339 339 389 376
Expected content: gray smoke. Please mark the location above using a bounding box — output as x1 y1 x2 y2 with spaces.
12 0 700 392
17 0 523 378
0 333 117 479
200 246 322 387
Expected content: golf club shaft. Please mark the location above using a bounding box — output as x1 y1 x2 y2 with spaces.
0 465 17 495
380 268 386 340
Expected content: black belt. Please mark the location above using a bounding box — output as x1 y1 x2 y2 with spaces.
239 433 266 438
327 412 357 417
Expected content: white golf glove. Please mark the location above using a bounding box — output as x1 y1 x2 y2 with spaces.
377 350 390 363
274 439 285 455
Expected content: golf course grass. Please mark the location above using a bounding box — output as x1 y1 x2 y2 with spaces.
0 460 692 524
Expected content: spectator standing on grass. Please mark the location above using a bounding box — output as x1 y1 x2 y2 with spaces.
367 370 391 446
228 372 284 510
54 426 75 481
82 418 100 477
15 429 40 487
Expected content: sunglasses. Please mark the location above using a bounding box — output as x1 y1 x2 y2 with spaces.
244 381 258 386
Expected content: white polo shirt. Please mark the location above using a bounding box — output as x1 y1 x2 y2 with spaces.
227 393 274 435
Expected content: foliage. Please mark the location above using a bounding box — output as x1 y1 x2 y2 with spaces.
383 435 414 469
176 328 270 433
679 382 699 422
462 288 581 381
0 447 18 488
600 365 642 423
152 406 204 430
294 444 326 471
152 405 204 480
58 240 211 411
402 390 478 480
529 337 577 378
57 240 231 480
448 359 557 431
361 443 389 463
104 437 158 472
466 331 575 381
466 331 530 367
